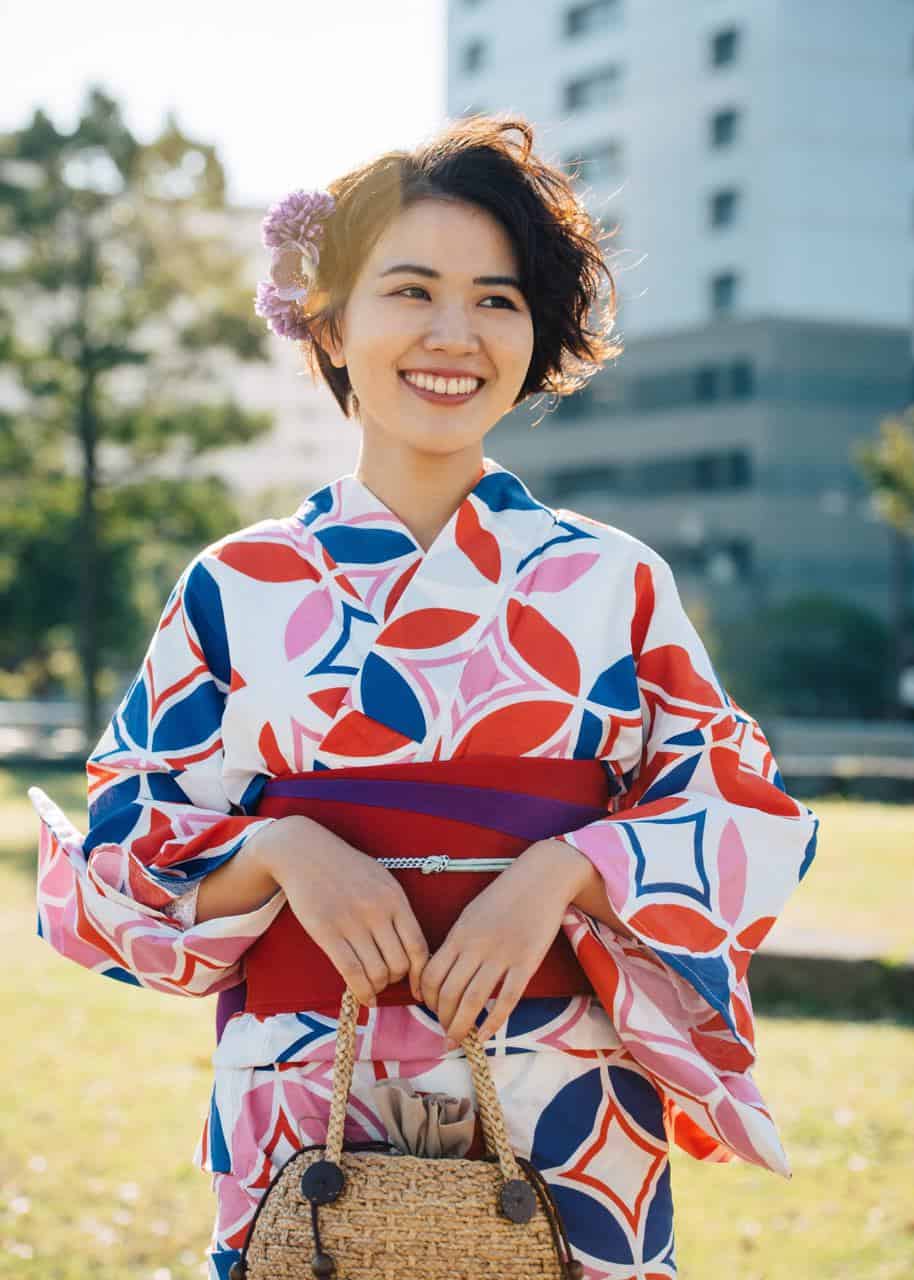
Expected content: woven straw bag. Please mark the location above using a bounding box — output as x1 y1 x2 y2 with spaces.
229 988 583 1279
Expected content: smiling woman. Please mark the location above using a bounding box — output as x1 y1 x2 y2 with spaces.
316 198 536 478
299 116 619 415
29 113 819 1280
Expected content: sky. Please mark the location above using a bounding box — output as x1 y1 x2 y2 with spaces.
2 0 446 207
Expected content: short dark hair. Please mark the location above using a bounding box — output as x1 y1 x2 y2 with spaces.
300 114 622 418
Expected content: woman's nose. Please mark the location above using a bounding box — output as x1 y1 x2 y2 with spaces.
423 303 480 353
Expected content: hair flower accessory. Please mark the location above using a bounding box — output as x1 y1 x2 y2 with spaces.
254 188 335 340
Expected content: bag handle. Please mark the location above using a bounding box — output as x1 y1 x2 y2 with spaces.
324 987 523 1184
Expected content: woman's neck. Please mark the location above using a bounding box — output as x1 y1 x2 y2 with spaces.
354 444 488 552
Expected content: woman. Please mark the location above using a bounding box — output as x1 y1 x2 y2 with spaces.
31 116 819 1279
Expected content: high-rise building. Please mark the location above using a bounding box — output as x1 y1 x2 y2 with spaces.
448 0 912 624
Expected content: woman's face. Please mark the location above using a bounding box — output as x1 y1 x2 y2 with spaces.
324 198 535 459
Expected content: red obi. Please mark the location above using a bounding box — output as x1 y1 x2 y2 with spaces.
238 755 609 1018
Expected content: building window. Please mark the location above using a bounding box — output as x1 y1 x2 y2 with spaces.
711 271 739 314
461 38 487 74
711 108 739 147
710 188 739 228
710 26 740 68
564 65 622 111
564 0 621 38
695 366 719 402
563 140 623 183
729 360 754 398
629 359 755 412
549 448 753 503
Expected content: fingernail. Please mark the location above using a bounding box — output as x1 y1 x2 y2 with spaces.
444 1036 457 1051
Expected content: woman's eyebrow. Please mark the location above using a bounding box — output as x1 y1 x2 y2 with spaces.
378 262 522 289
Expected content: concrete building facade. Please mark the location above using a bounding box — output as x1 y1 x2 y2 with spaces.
448 0 913 624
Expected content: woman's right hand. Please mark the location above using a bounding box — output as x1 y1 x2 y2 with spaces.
246 816 430 1006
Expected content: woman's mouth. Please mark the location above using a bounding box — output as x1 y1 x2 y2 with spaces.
399 370 484 405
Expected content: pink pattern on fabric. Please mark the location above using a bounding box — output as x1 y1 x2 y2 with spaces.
284 587 334 660
515 552 600 597
717 817 748 925
568 822 631 911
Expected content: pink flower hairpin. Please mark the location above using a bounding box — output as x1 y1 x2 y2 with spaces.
254 188 335 340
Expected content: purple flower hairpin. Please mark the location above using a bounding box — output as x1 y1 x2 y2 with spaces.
254 189 335 340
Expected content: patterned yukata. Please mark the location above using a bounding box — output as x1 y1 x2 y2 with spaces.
30 456 819 1279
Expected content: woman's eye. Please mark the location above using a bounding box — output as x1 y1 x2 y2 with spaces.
391 288 517 309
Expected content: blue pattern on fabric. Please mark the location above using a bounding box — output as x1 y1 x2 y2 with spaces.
573 708 604 758
641 752 700 803
608 1065 665 1140
147 773 191 804
208 1089 232 1173
515 521 597 573
666 728 705 747
652 948 736 1034
799 819 819 880
159 836 249 884
309 601 377 678
474 470 543 513
552 1185 634 1265
151 681 225 752
102 966 143 987
587 655 640 711
121 676 149 748
209 1251 242 1280
360 652 426 741
504 998 575 1038
314 525 417 564
84 803 143 853
275 1014 339 1062
625 811 712 909
185 561 231 686
532 1068 603 1168
299 484 333 526
88 774 140 824
239 773 268 814
644 1162 675 1259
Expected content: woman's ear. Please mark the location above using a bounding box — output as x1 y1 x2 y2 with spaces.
311 314 346 369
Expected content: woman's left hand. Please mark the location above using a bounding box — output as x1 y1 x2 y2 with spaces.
419 839 591 1047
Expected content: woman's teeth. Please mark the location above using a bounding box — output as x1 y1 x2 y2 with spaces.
402 372 481 396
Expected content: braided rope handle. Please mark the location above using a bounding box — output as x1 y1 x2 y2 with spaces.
325 987 522 1182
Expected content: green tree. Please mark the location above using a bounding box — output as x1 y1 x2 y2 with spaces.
0 87 273 740
715 594 892 720
855 411 914 716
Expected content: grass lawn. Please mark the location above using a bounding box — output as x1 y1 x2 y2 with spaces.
2 767 913 1276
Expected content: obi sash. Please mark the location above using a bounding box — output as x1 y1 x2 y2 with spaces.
233 755 609 1021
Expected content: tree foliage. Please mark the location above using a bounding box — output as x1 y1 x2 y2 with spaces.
855 411 914 536
715 594 893 720
855 410 914 714
0 87 273 736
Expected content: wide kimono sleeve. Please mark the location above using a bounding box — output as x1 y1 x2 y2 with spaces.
29 554 287 997
557 552 819 1176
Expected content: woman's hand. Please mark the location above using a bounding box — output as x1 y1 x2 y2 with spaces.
419 839 593 1046
248 816 430 1007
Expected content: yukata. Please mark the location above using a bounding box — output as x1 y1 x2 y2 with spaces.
30 456 819 1280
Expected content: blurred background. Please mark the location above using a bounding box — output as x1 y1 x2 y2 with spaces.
1 2 912 1278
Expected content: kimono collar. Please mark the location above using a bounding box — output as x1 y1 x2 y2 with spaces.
294 456 552 577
